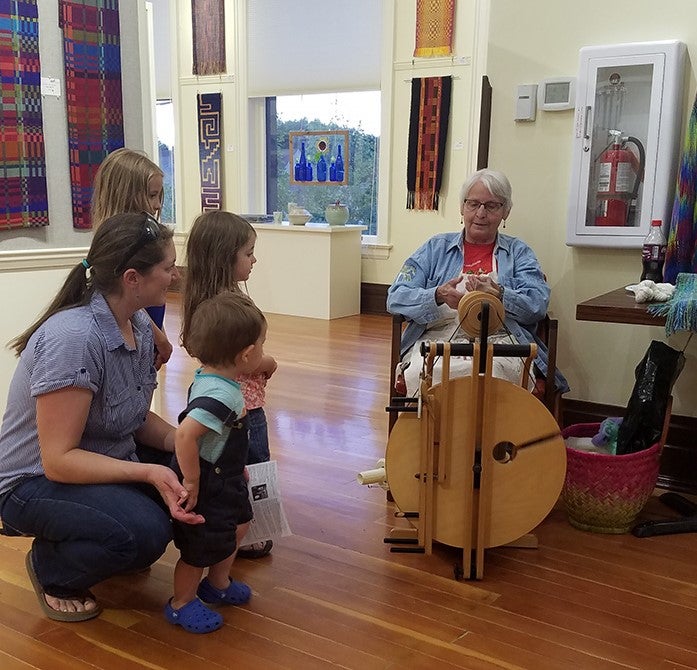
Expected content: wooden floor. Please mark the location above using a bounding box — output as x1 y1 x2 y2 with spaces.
2 294 697 669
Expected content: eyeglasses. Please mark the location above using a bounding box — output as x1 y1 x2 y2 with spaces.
115 213 160 274
463 199 505 213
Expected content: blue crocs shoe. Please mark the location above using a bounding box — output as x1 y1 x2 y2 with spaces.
164 598 223 634
197 577 252 606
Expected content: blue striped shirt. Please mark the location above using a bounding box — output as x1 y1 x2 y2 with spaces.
0 292 157 497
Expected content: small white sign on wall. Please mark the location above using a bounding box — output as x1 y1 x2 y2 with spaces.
40 77 61 98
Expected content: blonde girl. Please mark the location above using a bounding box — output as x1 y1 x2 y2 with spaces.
91 148 172 367
183 211 277 559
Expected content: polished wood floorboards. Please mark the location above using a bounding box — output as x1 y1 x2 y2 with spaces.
2 294 697 669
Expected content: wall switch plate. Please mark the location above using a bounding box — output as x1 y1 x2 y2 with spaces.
514 83 537 121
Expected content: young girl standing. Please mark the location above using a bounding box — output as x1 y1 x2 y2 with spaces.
182 211 277 558
91 148 173 367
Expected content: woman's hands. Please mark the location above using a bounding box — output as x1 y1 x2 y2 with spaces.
36 391 204 524
147 464 204 524
435 275 503 311
152 324 173 370
464 274 502 299
435 277 465 309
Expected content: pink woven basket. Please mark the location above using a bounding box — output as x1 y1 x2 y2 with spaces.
561 423 661 534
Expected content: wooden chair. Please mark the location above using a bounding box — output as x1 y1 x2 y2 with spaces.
387 311 564 432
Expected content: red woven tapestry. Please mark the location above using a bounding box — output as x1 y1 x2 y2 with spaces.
192 0 226 75
59 0 124 229
0 0 49 230
414 0 455 58
406 76 452 211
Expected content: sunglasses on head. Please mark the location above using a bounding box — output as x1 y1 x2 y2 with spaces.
115 213 161 274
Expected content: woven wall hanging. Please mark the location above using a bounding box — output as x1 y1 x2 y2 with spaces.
0 0 49 230
59 0 124 229
197 92 223 211
414 0 455 58
192 0 226 75
406 76 452 211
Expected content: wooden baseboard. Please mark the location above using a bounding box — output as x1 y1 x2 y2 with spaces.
361 282 389 315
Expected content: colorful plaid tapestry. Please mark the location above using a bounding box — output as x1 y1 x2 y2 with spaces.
192 0 225 75
406 76 452 211
0 0 48 230
663 90 697 283
59 0 124 229
648 273 697 337
197 92 223 211
414 0 455 58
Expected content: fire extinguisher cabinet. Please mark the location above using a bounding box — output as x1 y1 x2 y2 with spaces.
566 40 686 248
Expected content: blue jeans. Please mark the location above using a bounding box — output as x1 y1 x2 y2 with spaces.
1 476 171 598
247 407 270 465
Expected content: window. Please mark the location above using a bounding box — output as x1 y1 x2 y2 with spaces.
265 91 380 235
155 100 176 225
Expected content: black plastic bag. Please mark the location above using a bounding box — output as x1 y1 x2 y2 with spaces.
615 341 685 455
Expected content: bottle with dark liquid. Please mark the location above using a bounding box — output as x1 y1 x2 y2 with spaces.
640 219 667 282
335 143 344 181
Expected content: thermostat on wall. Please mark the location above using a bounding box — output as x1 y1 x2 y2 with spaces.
538 77 576 111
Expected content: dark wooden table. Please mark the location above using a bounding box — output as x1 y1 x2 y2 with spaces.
576 286 666 326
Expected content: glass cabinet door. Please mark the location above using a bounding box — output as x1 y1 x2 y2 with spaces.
567 41 685 248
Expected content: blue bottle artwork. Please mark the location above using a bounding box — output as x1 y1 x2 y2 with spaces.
296 141 308 181
317 154 327 182
335 144 344 182
305 161 313 181
329 159 337 182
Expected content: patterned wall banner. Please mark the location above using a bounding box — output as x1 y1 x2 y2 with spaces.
59 0 124 229
406 76 452 211
192 0 225 75
197 92 223 211
0 0 49 230
414 0 455 58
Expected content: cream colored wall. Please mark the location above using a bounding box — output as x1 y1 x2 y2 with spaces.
362 0 486 285
484 0 697 415
0 260 74 410
171 0 245 242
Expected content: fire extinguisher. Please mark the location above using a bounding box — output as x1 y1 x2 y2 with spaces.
594 130 645 227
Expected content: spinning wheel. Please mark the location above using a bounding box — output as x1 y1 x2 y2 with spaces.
383 293 566 579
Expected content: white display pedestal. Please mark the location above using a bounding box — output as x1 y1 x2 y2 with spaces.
246 222 365 319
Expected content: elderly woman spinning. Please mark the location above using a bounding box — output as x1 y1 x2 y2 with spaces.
387 168 568 396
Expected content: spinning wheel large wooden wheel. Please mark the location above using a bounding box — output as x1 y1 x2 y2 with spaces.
383 293 565 578
386 379 565 544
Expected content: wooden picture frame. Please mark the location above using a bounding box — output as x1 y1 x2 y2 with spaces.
289 129 348 186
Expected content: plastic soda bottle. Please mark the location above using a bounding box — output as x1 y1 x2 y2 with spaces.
640 219 667 282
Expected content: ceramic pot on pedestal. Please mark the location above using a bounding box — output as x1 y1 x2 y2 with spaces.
325 202 349 225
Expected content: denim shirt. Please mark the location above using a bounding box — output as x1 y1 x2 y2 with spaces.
387 231 569 392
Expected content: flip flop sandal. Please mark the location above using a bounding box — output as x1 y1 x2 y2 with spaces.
197 577 252 606
237 539 273 559
164 598 223 634
25 550 102 622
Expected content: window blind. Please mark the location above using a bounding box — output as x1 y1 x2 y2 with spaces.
247 0 382 97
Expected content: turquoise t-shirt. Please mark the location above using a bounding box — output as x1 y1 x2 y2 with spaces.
186 369 245 464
